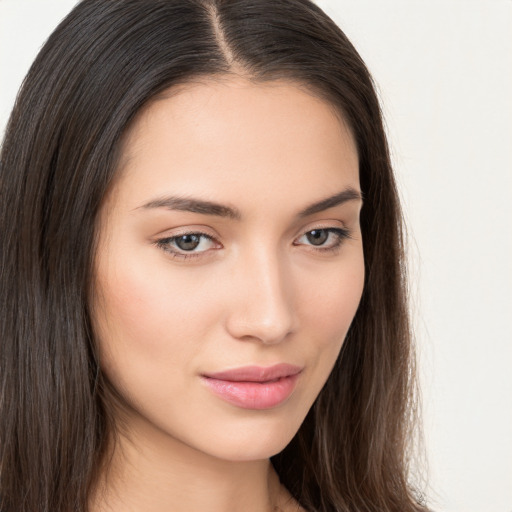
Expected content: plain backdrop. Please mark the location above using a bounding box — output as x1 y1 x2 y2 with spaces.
1 1 511 511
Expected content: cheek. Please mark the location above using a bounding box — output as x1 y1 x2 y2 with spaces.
92 249 219 388
296 247 365 376
303 251 364 338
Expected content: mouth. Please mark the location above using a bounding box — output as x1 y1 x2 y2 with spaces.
201 364 303 410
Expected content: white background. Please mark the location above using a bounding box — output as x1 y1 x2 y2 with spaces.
1 1 511 511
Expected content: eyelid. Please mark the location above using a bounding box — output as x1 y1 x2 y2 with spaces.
293 219 351 241
154 230 222 260
154 223 352 261
293 226 352 252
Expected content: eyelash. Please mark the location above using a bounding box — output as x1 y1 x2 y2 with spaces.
154 227 351 261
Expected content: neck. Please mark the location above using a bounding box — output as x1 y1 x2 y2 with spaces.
89 414 289 512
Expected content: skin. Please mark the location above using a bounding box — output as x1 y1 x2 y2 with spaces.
91 76 364 512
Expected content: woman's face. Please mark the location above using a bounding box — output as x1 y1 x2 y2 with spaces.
93 77 364 461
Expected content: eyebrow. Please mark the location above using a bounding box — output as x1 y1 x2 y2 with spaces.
138 187 362 220
139 196 242 219
297 188 362 217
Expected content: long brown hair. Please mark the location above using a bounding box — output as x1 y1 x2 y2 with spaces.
0 1 426 511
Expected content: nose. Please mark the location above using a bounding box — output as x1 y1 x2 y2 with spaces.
224 247 297 345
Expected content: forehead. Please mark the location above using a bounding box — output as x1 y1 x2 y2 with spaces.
113 77 359 213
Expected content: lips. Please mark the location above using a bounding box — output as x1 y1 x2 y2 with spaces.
201 364 302 410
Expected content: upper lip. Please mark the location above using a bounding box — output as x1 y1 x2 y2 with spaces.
203 364 303 382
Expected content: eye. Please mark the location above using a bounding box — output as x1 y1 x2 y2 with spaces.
294 227 350 251
155 232 219 259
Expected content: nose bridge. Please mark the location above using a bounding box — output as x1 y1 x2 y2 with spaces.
225 241 296 344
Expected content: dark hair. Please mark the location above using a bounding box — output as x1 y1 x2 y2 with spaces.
0 1 426 511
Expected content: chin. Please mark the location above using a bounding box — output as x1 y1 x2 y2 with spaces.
201 424 300 462
145 402 309 464
207 407 309 461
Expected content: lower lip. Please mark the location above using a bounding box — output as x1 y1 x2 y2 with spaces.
201 373 300 410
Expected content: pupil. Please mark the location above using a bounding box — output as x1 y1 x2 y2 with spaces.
306 229 328 245
176 234 200 251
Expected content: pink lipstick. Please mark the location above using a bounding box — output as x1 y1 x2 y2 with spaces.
201 364 302 410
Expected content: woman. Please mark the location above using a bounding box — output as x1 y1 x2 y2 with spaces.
0 0 426 511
